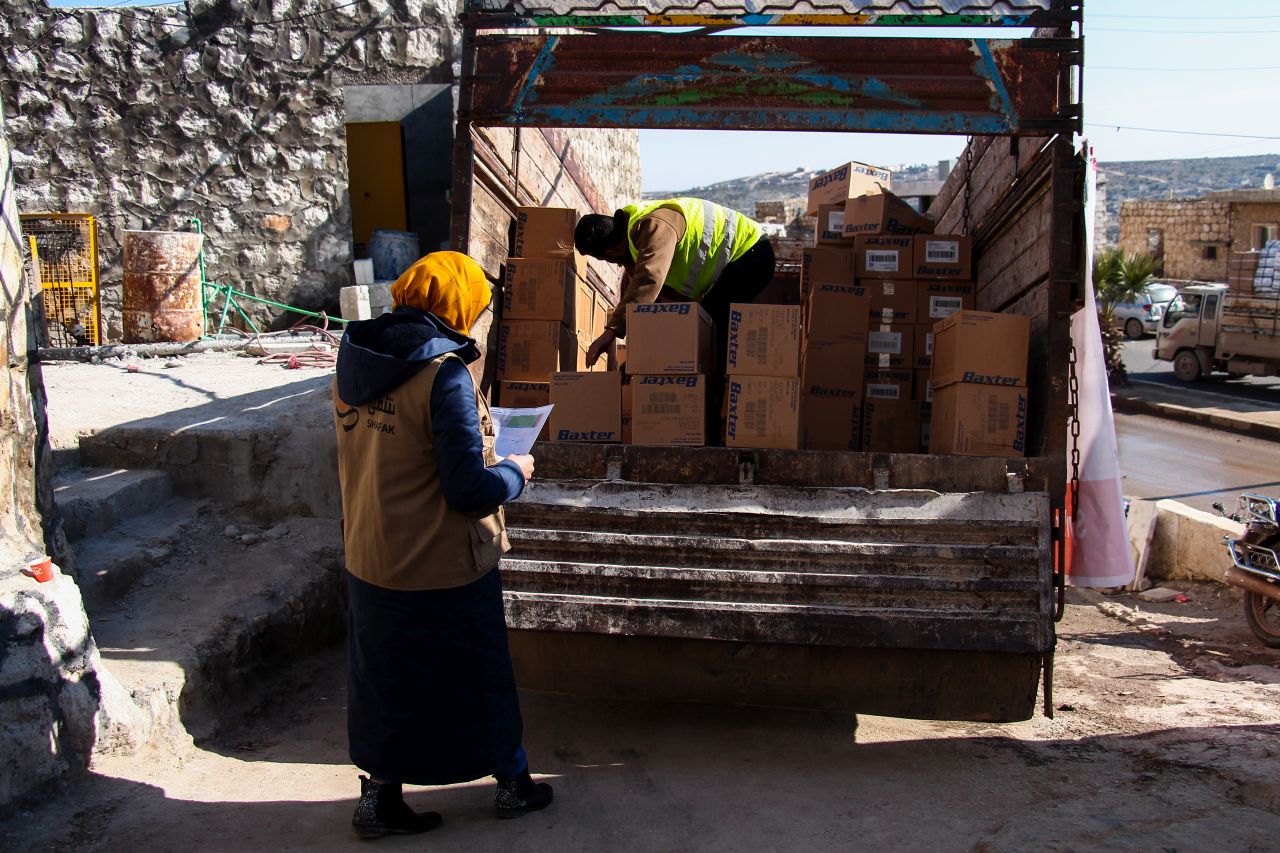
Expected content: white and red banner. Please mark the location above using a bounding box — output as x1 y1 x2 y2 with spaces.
1067 150 1135 588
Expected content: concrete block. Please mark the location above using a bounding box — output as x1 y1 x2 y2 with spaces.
54 467 174 543
339 285 371 321
1146 500 1243 583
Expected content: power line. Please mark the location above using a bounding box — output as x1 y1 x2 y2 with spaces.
1090 65 1280 72
1086 123 1280 142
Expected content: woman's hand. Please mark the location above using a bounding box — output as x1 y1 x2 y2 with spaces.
506 454 535 482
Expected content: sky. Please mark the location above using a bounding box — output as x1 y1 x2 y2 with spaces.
46 0 1280 192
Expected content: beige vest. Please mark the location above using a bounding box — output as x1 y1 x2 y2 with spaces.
333 353 510 591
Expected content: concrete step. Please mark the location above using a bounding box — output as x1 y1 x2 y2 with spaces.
87 512 346 750
55 467 175 543
71 497 206 608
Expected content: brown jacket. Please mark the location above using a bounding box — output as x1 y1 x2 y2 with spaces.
333 353 510 591
607 207 686 336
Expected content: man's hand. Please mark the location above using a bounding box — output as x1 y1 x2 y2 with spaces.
585 328 618 367
506 454 535 483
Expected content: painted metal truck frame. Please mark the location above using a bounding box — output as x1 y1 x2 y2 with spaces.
450 0 1084 722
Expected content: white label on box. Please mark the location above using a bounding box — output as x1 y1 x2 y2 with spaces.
867 384 900 400
929 296 964 319
866 251 900 273
868 330 902 354
883 281 895 296
925 385 933 403
877 352 891 367
829 211 844 231
880 308 894 322
926 240 960 263
926 332 934 356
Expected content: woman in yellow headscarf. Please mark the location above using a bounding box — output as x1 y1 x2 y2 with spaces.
332 251 551 838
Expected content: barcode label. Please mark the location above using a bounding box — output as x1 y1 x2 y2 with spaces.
866 251 899 273
925 332 934 356
867 384 900 400
868 331 902 354
745 328 769 363
988 397 1011 432
929 296 963 318
642 404 681 415
744 401 767 435
519 287 536 310
829 211 844 231
512 341 530 369
926 240 960 263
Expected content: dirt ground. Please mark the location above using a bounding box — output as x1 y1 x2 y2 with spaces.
5 586 1278 853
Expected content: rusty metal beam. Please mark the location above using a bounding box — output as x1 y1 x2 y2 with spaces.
465 32 1070 134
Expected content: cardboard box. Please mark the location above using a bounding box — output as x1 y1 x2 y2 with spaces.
613 341 628 371
861 397 920 454
626 302 714 375
863 367 913 403
854 235 914 279
513 206 578 259
930 310 1030 390
815 204 847 245
865 279 918 325
913 234 974 280
550 371 622 443
805 282 870 345
806 160 893 215
592 290 610 338
725 376 801 450
802 338 867 394
727 304 801 378
841 189 934 238
864 323 913 369
621 377 633 444
497 320 580 382
800 393 861 451
498 380 551 441
930 384 1028 458
912 325 934 369
800 246 856 310
631 374 706 446
503 258 587 326
913 369 933 404
917 281 976 322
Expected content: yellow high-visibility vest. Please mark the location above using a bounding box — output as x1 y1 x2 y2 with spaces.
621 198 762 299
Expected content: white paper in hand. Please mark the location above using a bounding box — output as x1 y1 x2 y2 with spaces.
490 405 553 458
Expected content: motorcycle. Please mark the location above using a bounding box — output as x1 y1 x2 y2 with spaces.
1213 493 1280 648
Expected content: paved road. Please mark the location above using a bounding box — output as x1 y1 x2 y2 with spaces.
1116 410 1280 512
1123 337 1280 403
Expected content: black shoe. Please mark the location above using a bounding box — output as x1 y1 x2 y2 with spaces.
352 775 443 839
495 769 554 819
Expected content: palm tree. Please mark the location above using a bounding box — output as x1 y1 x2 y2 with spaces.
1093 248 1158 386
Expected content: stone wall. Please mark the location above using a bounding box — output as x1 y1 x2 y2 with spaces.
0 0 640 341
1 97 130 810
1118 199 1230 282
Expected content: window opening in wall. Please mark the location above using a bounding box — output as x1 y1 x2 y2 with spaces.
1254 224 1278 249
1203 246 1218 261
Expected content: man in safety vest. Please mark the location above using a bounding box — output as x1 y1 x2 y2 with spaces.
574 198 776 371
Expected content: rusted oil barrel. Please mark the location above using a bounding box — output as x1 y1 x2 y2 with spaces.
122 230 204 343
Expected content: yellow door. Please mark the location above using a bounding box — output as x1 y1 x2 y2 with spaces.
346 122 408 253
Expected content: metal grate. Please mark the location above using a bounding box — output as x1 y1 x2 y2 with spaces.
20 213 101 347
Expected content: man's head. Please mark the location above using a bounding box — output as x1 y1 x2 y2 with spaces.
574 210 630 264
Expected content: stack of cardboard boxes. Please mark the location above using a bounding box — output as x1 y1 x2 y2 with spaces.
724 304 802 449
798 159 1002 454
928 311 1030 458
627 303 714 445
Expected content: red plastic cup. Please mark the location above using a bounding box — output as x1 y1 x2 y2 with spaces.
26 556 55 583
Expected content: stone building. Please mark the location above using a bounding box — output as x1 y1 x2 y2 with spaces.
0 0 639 340
1119 189 1280 281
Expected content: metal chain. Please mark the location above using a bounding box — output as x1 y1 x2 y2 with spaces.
1068 342 1081 518
962 137 973 236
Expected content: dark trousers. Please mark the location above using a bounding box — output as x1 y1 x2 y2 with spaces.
701 238 776 442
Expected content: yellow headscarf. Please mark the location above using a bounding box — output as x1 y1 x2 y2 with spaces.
390 251 492 335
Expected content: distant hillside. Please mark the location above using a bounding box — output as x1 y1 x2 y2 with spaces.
644 154 1280 243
